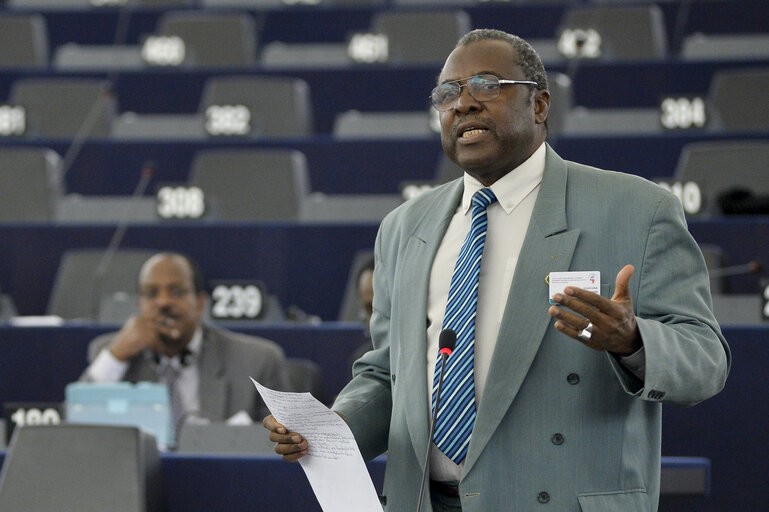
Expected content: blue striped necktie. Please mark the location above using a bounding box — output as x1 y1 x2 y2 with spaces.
432 187 497 464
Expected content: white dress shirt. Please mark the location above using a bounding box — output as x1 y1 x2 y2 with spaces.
426 143 546 481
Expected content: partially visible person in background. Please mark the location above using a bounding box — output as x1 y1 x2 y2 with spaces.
347 254 375 374
81 252 292 435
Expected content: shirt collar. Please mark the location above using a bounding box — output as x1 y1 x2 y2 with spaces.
461 142 546 215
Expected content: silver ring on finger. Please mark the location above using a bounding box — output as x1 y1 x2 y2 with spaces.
577 321 594 341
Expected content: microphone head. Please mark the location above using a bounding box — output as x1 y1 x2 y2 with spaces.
439 328 456 355
141 160 156 179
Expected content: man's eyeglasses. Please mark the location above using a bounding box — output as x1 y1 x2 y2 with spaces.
430 74 539 111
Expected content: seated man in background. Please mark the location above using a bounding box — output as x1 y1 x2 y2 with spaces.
81 252 292 434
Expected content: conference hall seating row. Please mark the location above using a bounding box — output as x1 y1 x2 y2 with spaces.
1 217 767 324
1 1 768 134
0 61 766 137
2 1 768 64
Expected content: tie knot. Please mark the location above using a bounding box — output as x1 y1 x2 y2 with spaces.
472 188 497 210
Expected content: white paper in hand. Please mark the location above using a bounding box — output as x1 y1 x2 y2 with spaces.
252 378 382 512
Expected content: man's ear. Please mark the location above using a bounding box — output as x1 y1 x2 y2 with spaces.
534 89 550 125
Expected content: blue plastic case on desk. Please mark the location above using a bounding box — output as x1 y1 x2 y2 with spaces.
65 382 173 450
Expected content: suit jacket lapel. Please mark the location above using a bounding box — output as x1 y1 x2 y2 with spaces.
403 180 464 466
464 145 581 475
198 327 227 420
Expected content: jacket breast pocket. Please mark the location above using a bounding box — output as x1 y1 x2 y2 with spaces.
578 489 650 512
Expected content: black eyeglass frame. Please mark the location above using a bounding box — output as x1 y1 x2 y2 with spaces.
430 74 539 111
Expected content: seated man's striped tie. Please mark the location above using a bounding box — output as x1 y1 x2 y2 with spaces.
432 187 497 464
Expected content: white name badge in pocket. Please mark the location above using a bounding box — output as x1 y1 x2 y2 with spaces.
548 271 601 304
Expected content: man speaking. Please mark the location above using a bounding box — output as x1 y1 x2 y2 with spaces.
265 29 730 511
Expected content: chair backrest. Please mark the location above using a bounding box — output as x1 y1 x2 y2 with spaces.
9 78 117 138
285 357 326 403
0 424 162 512
188 148 310 221
708 67 769 132
0 147 62 222
0 14 48 68
337 249 375 322
157 11 258 68
557 5 668 61
673 141 769 216
370 10 472 64
47 248 156 320
200 75 314 137
98 292 140 325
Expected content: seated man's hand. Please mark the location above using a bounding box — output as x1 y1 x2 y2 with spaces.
109 315 164 361
262 414 308 462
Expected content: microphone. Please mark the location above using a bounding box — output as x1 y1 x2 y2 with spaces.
90 161 155 319
416 328 456 512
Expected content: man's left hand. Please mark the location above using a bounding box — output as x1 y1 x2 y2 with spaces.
548 264 642 357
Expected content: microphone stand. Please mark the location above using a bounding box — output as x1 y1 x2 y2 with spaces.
416 345 452 512
89 162 154 319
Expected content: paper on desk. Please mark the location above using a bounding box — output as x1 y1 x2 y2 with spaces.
252 379 382 512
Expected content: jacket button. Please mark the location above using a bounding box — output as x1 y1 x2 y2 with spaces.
551 433 564 445
567 373 580 385
537 491 550 504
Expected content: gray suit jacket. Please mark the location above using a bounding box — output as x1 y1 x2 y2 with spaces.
83 324 291 422
332 145 730 512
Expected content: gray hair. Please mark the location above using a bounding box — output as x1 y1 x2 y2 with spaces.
457 29 548 91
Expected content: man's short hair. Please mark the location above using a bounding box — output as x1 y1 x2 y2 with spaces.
138 252 205 295
457 29 548 92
